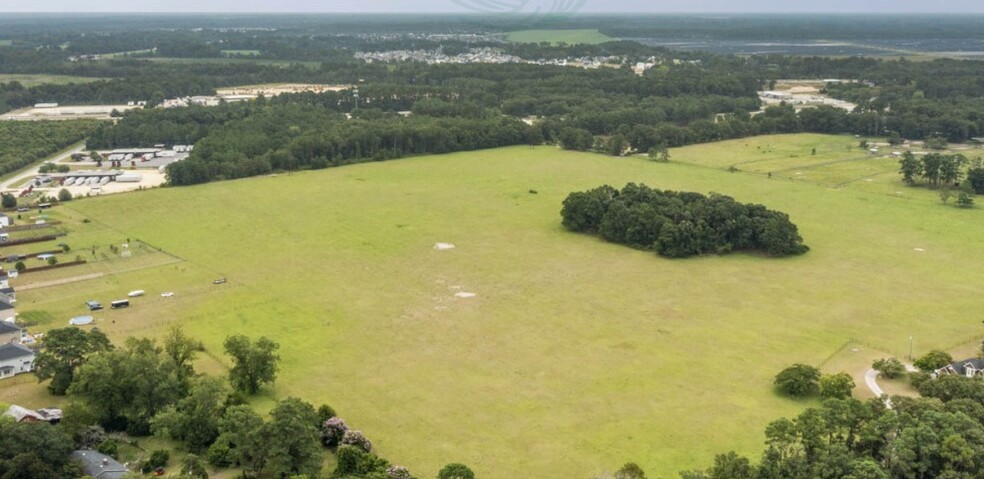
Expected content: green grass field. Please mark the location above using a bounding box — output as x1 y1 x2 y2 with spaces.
506 29 613 45
5 135 984 478
0 40 12 47
222 49 262 56
134 56 320 68
0 74 104 87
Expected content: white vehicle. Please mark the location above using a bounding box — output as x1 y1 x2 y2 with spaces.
128 290 145 297
161 292 174 298
64 178 76 186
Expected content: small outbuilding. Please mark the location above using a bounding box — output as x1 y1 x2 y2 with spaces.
3 405 62 423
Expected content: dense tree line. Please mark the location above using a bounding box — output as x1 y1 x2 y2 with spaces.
26 326 462 479
679 392 984 479
0 120 98 177
162 103 532 185
561 183 809 258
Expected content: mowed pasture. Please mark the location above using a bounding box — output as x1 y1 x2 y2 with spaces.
506 29 614 45
8 135 984 478
0 74 105 87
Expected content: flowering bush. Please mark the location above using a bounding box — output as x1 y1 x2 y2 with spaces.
341 429 373 452
387 465 412 479
321 417 348 448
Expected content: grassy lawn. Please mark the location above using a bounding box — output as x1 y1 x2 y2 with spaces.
506 29 613 45
222 49 262 56
135 57 320 68
0 74 104 87
4 136 984 478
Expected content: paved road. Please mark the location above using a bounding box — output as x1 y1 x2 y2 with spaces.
0 143 84 193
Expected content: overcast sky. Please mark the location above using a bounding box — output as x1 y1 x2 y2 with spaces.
2 0 983 13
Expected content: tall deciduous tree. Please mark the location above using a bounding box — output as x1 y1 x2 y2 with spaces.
223 335 280 395
163 326 205 379
33 327 112 395
820 373 856 399
213 405 267 475
774 364 821 397
151 376 229 451
263 398 323 479
898 152 921 185
68 337 185 435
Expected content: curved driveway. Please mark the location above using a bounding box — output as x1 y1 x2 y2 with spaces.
864 363 919 409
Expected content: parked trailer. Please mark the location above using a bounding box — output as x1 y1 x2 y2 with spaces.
128 290 144 297
110 299 129 309
99 177 110 185
63 178 76 186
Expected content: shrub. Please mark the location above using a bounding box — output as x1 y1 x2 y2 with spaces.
438 463 475 479
774 364 821 397
873 358 906 379
207 439 233 467
321 416 348 448
341 429 373 452
58 188 72 202
74 425 106 450
1 194 15 209
334 445 390 477
819 372 855 399
615 463 647 479
316 403 336 425
914 350 954 372
14 261 25 272
181 454 209 479
910 371 932 389
47 256 58 266
141 449 170 473
96 439 118 458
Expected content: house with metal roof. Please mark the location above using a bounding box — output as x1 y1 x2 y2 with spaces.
71 450 129 479
2 404 62 423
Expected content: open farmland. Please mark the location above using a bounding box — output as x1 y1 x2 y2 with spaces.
506 29 614 45
0 74 104 87
6 136 984 478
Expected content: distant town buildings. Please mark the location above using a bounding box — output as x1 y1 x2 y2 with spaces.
355 47 625 70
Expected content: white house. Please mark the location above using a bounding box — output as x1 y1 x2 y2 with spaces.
0 342 34 380
0 301 15 323
0 214 10 228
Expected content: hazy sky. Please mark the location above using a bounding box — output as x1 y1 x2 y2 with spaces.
1 0 982 13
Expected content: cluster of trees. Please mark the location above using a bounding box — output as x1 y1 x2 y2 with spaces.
0 419 80 478
773 364 855 400
25 327 474 479
0 120 98 177
560 183 809 258
679 391 984 479
164 103 532 185
898 152 980 207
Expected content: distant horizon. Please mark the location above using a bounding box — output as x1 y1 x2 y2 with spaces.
4 11 984 15
3 0 984 14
